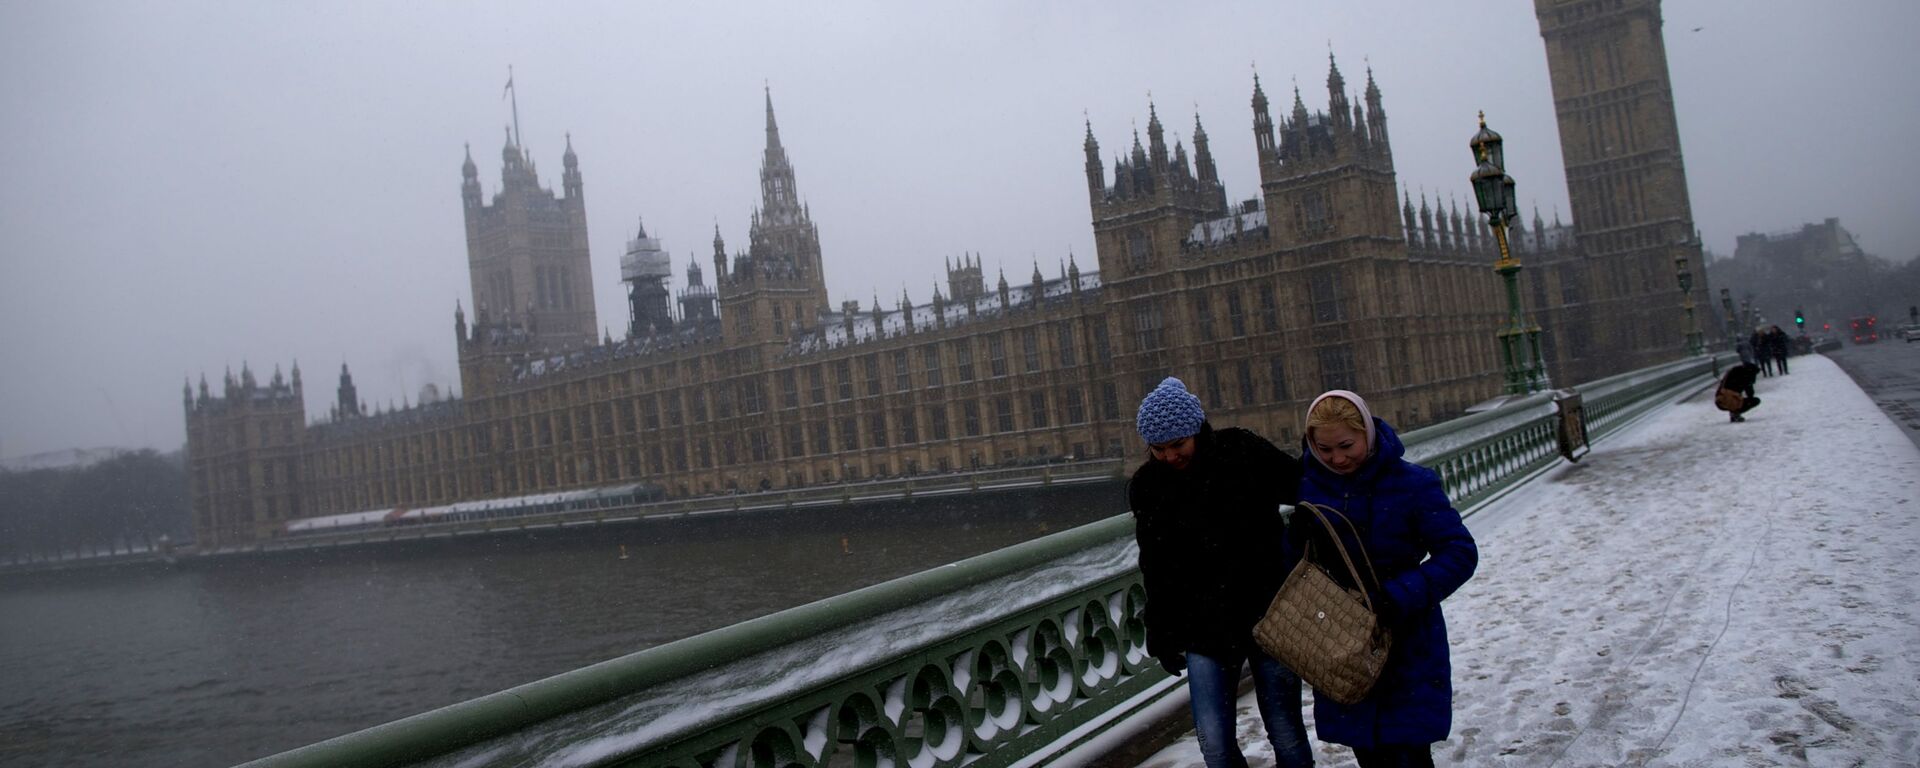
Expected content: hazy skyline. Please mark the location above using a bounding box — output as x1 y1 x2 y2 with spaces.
3 1 1916 459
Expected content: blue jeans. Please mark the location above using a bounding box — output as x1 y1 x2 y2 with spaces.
1186 648 1314 768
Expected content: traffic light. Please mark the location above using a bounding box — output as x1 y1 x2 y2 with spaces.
1794 309 1804 328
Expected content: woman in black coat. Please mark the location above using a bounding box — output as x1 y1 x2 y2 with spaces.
1128 376 1313 768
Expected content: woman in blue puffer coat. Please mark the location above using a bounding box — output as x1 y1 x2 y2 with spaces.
1292 390 1478 767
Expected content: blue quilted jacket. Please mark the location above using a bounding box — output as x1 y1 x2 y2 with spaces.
1293 417 1478 749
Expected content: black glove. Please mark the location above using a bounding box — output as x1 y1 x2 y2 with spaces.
1374 590 1402 626
1157 653 1187 676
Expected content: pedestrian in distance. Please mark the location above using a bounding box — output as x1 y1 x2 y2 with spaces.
1736 334 1758 368
1291 390 1478 768
1718 360 1762 422
1751 328 1773 377
1768 325 1791 375
1127 376 1315 768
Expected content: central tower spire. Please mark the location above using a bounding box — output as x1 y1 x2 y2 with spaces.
738 85 830 330
764 85 784 153
760 85 800 225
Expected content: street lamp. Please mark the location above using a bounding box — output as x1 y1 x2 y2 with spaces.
1719 287 1738 347
1674 253 1703 355
1468 112 1545 394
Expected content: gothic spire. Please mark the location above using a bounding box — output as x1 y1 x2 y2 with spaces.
1364 64 1383 112
1083 118 1104 199
1129 128 1152 195
1251 72 1275 156
758 86 800 224
1146 100 1168 175
1402 189 1419 246
1327 50 1350 131
1194 111 1220 187
764 85 784 153
461 142 482 209
561 132 582 200
1363 64 1389 154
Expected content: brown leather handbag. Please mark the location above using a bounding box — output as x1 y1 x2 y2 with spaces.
1715 386 1744 411
1252 502 1392 705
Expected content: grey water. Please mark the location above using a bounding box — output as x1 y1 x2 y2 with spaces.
0 484 1122 767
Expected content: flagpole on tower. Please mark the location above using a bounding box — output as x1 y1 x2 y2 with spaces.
505 65 522 149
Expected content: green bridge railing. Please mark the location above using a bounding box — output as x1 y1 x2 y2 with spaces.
1407 354 1728 510
241 355 1725 768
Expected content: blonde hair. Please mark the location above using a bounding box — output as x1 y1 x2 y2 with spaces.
1306 395 1366 440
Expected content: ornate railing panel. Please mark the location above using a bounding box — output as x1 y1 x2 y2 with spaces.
1575 354 1730 441
1403 354 1724 510
241 356 1725 768
242 517 1177 768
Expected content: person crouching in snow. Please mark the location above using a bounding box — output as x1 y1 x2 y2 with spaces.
1294 390 1478 768
1718 360 1761 422
1127 376 1315 768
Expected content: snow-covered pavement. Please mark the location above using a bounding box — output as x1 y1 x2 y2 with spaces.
1141 353 1920 767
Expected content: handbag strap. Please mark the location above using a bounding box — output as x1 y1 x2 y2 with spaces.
1295 501 1387 614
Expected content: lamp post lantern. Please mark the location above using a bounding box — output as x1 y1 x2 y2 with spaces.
1468 112 1546 394
1674 252 1703 355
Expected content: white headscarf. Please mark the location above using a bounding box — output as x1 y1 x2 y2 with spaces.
1305 389 1376 465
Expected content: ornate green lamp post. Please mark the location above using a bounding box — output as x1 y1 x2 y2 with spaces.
1675 253 1703 355
1719 288 1737 346
1469 113 1545 394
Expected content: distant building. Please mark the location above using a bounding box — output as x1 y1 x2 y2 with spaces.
1709 217 1876 329
185 4 1705 545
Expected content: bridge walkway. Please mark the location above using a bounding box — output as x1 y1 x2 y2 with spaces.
1125 353 1920 766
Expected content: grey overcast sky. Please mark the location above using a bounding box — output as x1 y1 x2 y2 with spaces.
1 1 1916 460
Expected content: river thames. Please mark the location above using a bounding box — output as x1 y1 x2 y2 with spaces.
0 484 1121 767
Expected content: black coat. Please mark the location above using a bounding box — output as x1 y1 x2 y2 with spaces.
1765 330 1789 357
1722 363 1759 395
1128 423 1303 667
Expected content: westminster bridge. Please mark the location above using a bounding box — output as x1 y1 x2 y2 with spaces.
222 354 1723 768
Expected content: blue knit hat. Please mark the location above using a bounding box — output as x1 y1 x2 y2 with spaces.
1136 376 1205 444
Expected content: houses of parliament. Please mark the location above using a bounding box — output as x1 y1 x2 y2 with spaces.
184 0 1709 547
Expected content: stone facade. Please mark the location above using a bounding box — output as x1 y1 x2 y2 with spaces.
1533 0 1709 384
182 366 307 548
461 130 598 352
185 33 1697 544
